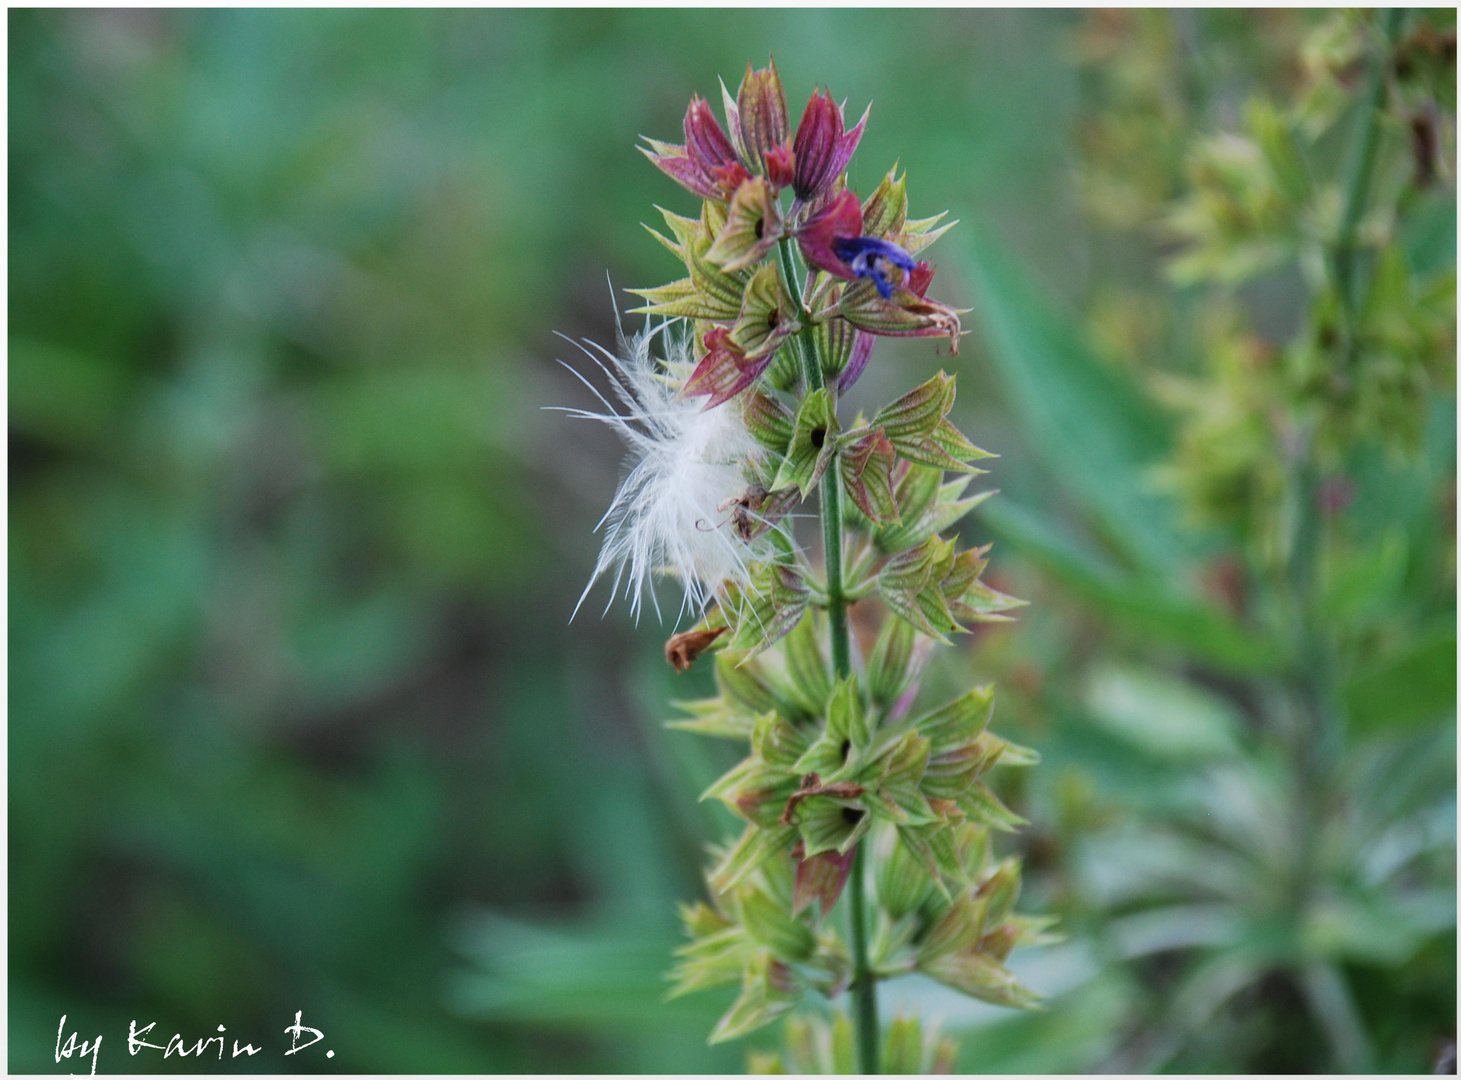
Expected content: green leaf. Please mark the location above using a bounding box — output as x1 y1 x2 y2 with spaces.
905 212 957 256
830 1012 857 1074
948 577 1025 624
981 500 1286 674
890 463 942 528
648 204 701 256
747 1051 786 1074
944 546 1026 624
883 1015 924 1075
700 754 764 803
1248 97 1309 207
1342 625 1457 736
669 924 749 998
930 417 993 466
1401 189 1457 277
766 342 800 392
981 733 1039 767
869 910 924 973
8 338 127 446
702 762 799 830
690 206 753 312
920 742 984 801
874 372 954 440
1083 664 1244 761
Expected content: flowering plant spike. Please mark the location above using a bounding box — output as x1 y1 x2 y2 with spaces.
569 59 1049 1073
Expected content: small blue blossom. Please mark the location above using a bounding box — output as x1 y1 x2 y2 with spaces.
832 236 916 299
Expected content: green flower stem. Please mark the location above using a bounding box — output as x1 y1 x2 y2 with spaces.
778 236 879 1074
847 846 879 1074
777 238 852 681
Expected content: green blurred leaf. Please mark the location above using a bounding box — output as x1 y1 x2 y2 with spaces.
951 969 1136 1073
1402 190 1458 277
1343 625 1457 736
981 500 1285 673
960 220 1189 576
1083 664 1244 761
448 913 726 1031
8 338 128 445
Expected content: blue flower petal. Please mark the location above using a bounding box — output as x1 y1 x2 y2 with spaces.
831 236 915 299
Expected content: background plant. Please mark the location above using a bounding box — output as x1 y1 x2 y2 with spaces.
955 8 1455 1072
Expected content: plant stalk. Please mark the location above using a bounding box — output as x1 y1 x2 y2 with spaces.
847 845 879 1073
779 236 878 1073
1285 13 1398 1071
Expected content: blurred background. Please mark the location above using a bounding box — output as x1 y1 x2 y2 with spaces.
9 8 1455 1074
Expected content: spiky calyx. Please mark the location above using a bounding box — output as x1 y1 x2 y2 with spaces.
666 599 1047 1042
571 59 1049 1066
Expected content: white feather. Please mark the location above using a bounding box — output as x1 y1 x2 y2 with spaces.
557 322 775 624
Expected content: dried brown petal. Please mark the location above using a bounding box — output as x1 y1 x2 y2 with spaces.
665 626 728 672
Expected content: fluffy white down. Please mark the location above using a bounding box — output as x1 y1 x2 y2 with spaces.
560 324 771 623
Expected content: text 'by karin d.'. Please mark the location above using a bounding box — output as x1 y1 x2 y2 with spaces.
55 1011 333 1074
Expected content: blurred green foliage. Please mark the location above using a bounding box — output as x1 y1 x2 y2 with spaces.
9 8 1454 1075
954 8 1456 1074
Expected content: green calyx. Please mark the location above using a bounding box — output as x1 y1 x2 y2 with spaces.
630 64 1046 1073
